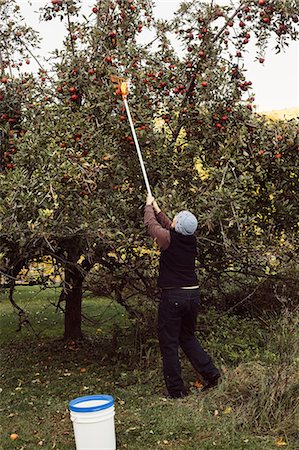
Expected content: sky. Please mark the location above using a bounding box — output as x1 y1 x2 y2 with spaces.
15 0 299 112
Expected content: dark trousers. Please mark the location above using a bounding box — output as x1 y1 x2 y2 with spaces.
158 288 219 396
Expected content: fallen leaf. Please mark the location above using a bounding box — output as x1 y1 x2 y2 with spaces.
275 437 287 447
80 368 87 373
224 406 233 414
194 379 203 389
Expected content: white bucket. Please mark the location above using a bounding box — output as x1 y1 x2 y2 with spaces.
69 394 116 450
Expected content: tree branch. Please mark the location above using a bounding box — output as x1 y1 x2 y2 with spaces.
171 1 246 144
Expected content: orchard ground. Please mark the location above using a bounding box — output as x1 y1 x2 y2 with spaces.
1 286 298 450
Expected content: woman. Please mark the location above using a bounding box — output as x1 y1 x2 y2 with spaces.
144 194 220 398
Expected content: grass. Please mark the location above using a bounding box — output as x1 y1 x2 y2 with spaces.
0 286 298 449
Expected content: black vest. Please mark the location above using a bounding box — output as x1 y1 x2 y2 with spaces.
157 229 198 288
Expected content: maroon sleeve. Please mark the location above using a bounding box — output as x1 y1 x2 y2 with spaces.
144 205 171 250
156 211 172 230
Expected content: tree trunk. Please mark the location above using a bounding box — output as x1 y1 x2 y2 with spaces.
63 264 84 340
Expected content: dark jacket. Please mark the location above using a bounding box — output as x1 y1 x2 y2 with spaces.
144 205 198 288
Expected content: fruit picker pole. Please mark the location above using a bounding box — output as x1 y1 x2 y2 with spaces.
120 80 152 197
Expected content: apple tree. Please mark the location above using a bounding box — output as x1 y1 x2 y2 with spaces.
84 0 299 313
1 0 298 340
0 0 43 321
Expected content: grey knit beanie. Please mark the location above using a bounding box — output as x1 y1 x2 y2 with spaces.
175 210 198 236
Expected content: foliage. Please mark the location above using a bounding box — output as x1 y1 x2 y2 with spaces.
0 0 299 337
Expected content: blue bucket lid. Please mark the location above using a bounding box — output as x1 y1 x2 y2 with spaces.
69 395 114 413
